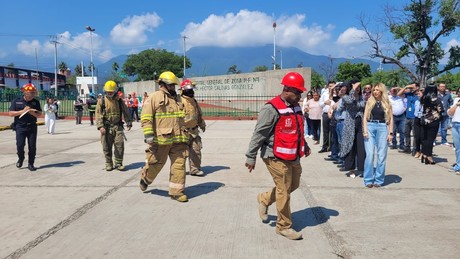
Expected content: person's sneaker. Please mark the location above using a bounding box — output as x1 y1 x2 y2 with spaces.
170 194 188 202
276 228 303 240
257 193 269 223
27 164 37 171
190 170 205 176
346 171 356 178
448 167 460 174
139 179 148 191
105 164 113 171
115 164 126 171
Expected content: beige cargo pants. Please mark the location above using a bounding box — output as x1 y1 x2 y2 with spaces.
259 158 302 231
141 142 187 196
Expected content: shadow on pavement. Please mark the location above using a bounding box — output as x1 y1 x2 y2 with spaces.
186 182 225 199
267 206 339 231
201 165 230 175
124 162 145 170
384 174 402 186
145 181 225 200
49 132 72 135
38 160 85 169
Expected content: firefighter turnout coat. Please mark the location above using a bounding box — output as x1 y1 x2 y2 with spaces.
140 88 188 195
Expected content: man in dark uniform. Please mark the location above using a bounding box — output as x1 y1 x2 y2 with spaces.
86 93 97 125
8 83 42 171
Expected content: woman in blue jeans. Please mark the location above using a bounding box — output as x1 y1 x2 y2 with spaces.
362 83 394 188
447 90 460 173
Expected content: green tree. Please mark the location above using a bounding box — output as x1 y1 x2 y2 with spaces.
335 61 372 81
227 65 241 74
362 0 460 87
74 64 86 76
112 62 119 72
88 62 95 75
58 61 68 74
311 69 326 88
123 49 191 81
253 65 268 72
363 69 411 87
436 71 460 89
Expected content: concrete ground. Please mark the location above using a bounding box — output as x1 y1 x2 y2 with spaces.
0 115 458 259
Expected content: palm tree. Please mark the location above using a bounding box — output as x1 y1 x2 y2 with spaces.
58 61 68 74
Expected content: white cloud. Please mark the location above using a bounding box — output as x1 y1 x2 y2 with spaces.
17 40 42 56
182 10 331 52
336 27 367 45
440 39 460 64
110 13 162 45
446 39 459 49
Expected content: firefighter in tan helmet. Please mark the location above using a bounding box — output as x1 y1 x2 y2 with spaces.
139 71 189 202
180 79 206 176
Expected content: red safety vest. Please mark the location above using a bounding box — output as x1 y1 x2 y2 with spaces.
268 96 305 161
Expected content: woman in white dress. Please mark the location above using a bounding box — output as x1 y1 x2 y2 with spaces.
44 97 56 134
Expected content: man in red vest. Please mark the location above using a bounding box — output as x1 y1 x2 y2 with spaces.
245 71 311 240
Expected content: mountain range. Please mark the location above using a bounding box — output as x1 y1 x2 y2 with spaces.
2 45 392 81
95 45 392 81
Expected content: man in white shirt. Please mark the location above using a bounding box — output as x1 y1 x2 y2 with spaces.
318 81 335 153
389 87 406 150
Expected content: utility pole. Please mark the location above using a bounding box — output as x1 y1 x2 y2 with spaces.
86 26 95 93
50 35 59 96
273 22 276 70
183 35 188 78
34 48 40 89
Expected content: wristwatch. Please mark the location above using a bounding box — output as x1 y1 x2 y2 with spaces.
389 132 394 135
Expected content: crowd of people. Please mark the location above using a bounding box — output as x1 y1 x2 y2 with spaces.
302 80 460 183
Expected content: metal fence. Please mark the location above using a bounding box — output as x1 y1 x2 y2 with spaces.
1 93 272 119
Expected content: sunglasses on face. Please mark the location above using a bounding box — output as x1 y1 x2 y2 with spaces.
285 87 302 95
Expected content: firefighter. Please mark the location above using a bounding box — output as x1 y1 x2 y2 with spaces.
139 71 189 202
9 83 42 171
180 79 206 176
96 80 133 171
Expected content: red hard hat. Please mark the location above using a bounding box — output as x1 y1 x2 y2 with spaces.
281 72 306 92
22 83 37 92
180 79 194 90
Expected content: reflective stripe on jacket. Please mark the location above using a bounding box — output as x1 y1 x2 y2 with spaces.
268 95 305 161
141 88 188 145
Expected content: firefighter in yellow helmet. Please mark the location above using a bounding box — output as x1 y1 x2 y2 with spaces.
139 71 189 202
180 79 206 176
96 80 133 171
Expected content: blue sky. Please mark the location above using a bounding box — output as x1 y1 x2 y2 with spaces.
0 0 458 71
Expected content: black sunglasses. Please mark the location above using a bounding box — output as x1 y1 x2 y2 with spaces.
285 86 302 95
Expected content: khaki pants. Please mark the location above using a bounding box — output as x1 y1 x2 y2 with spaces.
141 142 187 196
101 126 125 166
259 158 302 231
187 135 202 174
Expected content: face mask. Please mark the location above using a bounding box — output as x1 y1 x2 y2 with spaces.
168 89 177 96
182 89 195 97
